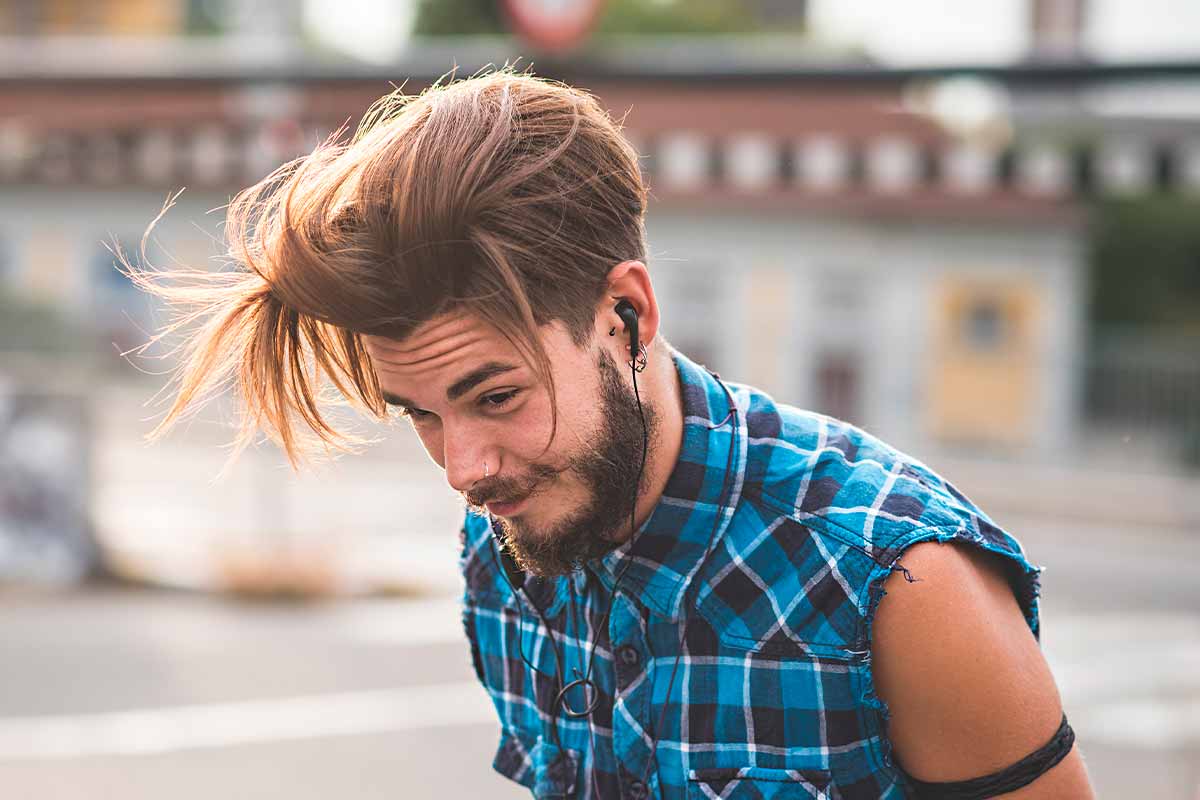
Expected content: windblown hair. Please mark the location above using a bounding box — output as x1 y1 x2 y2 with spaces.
130 69 648 466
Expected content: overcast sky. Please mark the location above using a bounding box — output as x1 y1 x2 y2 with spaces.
303 0 1200 65
810 0 1200 64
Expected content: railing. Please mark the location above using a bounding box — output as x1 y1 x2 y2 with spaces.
1083 336 1200 469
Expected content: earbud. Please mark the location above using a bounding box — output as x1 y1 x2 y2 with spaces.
614 299 639 356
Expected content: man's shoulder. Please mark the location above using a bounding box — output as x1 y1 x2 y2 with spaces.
710 383 1041 648
730 385 1035 585
736 386 960 546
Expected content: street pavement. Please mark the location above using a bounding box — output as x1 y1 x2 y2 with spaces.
0 384 1194 798
1 509 1198 799
0 587 526 799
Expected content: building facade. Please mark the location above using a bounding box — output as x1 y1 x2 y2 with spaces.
4 34 1198 458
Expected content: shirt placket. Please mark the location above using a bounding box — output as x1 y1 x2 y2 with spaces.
608 589 657 800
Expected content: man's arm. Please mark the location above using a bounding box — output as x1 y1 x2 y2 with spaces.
872 541 1095 798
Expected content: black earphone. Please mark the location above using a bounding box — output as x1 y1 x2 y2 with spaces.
614 299 639 358
613 299 648 374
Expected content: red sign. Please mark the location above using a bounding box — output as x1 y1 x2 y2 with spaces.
502 0 606 53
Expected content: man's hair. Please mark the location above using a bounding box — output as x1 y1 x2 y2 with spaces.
131 69 648 466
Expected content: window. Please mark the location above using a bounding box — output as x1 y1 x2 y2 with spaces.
962 297 1006 351
815 350 862 424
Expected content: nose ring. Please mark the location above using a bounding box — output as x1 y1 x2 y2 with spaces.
483 461 490 478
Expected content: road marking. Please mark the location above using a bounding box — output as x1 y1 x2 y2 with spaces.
0 681 494 760
1045 612 1200 749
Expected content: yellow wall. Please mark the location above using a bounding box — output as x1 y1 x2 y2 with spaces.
42 0 183 35
106 0 184 35
927 277 1040 448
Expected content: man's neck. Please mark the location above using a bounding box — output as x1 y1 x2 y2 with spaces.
625 343 685 540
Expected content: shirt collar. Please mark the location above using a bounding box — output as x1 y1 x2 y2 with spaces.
589 350 746 621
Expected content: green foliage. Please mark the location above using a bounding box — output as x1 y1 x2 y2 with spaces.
594 0 784 36
185 0 229 36
1089 195 1200 335
413 0 802 37
413 0 505 36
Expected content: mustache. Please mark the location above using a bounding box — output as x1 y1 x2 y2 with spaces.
464 464 559 508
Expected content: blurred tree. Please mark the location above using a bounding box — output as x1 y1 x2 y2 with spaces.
593 0 794 35
186 0 228 35
1089 196 1200 336
413 0 805 37
413 0 505 36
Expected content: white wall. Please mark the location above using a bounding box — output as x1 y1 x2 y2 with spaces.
646 209 1084 456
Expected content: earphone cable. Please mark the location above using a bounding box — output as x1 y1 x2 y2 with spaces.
635 375 739 792
483 342 738 797
563 348 648 709
485 344 650 752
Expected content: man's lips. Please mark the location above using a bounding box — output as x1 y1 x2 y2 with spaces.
485 495 529 517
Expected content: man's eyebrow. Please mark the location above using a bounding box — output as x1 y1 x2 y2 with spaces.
381 361 521 409
381 391 415 408
446 362 520 402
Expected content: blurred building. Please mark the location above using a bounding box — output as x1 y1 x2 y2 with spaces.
0 1 1197 465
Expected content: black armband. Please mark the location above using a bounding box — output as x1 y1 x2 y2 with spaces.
904 714 1075 799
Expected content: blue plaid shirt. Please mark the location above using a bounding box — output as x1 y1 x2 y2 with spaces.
460 351 1041 799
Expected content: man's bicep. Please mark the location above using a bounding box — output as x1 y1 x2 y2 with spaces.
871 540 1094 797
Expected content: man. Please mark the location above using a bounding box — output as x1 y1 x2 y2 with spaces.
133 71 1094 798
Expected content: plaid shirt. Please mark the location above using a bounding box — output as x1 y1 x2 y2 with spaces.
460 351 1041 799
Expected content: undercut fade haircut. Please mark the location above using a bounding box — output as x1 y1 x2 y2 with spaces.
127 68 649 467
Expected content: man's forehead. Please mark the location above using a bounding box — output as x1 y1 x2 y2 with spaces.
366 313 506 365
364 313 533 404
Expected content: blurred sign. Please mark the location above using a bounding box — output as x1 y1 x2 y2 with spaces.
0 384 96 584
502 0 605 52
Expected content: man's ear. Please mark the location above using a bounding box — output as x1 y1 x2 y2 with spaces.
597 260 659 355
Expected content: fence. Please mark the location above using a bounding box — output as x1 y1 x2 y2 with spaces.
1083 335 1200 469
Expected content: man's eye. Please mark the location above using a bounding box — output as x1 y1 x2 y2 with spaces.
481 390 519 409
395 406 431 420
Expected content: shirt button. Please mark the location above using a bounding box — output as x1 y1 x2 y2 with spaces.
617 644 640 667
628 780 648 800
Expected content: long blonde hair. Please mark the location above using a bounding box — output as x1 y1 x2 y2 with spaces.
128 69 648 467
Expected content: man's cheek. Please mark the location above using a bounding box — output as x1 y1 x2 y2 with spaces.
418 431 445 470
514 394 558 452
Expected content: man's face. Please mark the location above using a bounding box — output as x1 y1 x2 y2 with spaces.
363 312 655 576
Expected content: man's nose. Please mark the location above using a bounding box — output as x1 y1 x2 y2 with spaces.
443 427 489 493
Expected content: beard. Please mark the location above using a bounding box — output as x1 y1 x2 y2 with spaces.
464 347 656 577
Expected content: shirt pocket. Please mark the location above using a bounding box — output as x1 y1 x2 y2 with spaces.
687 766 835 800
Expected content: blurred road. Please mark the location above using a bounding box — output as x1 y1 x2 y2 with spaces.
0 513 1198 799
0 587 528 799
